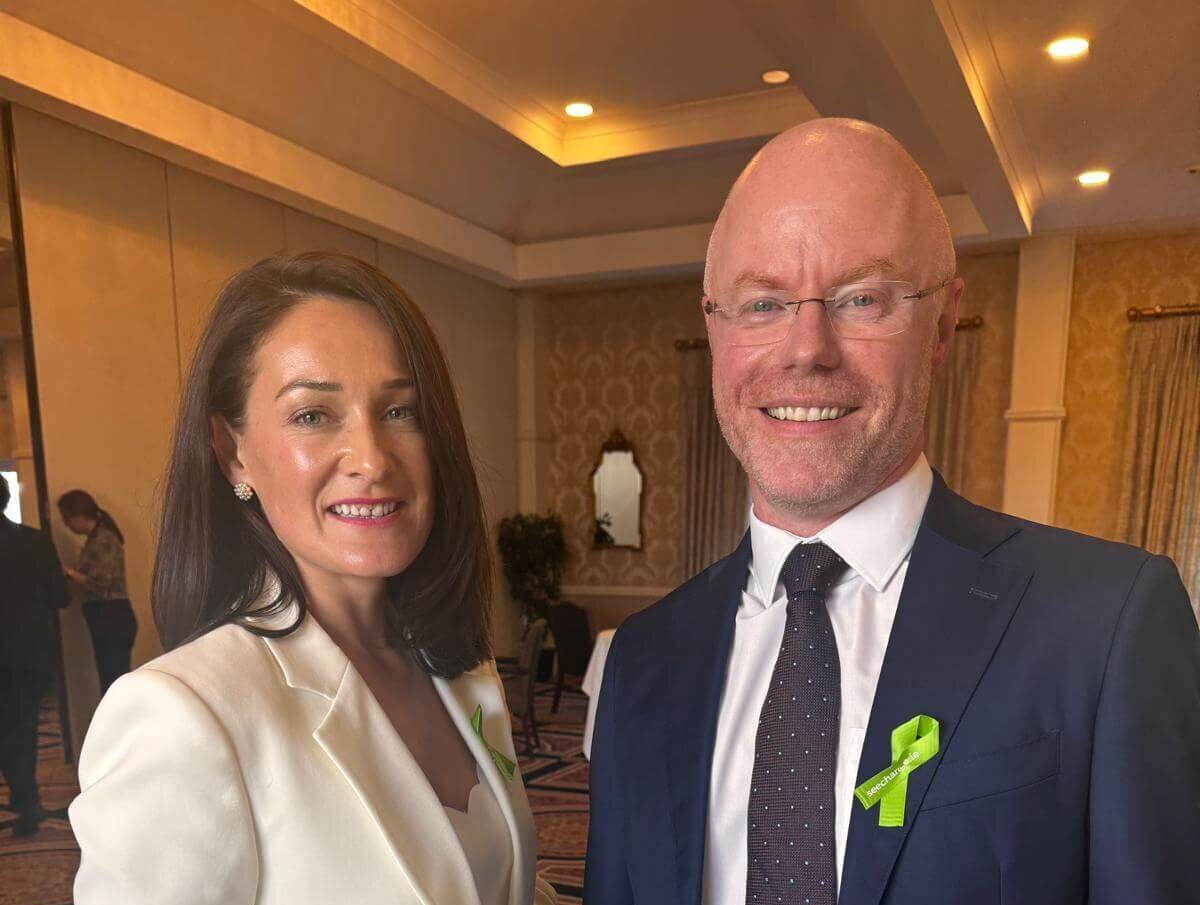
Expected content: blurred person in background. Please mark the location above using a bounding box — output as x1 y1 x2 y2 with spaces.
0 475 69 836
58 489 136 694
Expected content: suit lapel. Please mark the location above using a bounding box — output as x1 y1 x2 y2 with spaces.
265 615 481 905
839 479 1032 905
667 534 751 905
434 664 538 905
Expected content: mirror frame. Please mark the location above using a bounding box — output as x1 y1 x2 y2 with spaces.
588 427 645 552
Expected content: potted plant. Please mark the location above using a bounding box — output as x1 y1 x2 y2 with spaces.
497 512 569 679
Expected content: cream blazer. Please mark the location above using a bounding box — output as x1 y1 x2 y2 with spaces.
70 611 556 905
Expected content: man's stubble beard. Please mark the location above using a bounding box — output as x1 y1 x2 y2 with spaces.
714 349 935 522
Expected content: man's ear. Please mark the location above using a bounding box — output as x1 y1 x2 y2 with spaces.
209 414 248 487
931 276 965 371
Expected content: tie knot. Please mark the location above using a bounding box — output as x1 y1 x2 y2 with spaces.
780 542 848 598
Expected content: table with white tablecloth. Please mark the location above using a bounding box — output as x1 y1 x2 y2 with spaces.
581 628 616 760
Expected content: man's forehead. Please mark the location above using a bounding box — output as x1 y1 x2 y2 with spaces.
726 257 905 292
708 206 917 292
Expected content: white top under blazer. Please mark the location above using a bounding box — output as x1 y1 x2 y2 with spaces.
69 606 556 905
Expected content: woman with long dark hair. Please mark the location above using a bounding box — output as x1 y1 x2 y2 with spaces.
69 252 554 905
58 489 136 694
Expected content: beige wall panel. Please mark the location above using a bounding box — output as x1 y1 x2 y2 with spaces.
284 207 378 263
11 108 180 730
376 242 519 654
167 165 286 370
1002 419 1063 525
1002 237 1075 523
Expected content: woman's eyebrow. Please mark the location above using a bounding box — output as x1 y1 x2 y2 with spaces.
275 376 413 400
275 379 340 400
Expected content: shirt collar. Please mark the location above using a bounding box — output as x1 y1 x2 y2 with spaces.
748 454 934 608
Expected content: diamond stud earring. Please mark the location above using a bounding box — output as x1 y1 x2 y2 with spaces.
233 482 255 502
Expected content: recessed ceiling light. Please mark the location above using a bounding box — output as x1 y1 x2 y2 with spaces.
564 101 594 118
762 70 790 85
1047 37 1089 60
1077 169 1110 187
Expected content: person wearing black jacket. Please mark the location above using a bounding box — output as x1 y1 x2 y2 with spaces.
0 476 69 836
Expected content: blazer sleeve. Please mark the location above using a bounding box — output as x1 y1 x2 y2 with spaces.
70 667 259 905
583 630 634 904
1088 554 1200 904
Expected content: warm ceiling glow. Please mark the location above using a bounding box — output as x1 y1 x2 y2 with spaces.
761 69 791 85
1077 169 1111 187
1047 37 1090 60
564 101 594 118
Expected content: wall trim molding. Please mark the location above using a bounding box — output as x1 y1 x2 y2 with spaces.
1003 407 1067 423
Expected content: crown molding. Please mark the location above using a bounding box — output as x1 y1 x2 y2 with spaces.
271 0 820 166
930 0 1042 230
558 88 819 166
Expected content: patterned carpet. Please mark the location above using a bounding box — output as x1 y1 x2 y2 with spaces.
0 684 590 905
0 699 79 905
520 686 590 904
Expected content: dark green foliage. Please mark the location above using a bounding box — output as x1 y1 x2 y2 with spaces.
497 513 569 624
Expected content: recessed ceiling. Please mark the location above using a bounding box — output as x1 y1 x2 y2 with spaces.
0 0 1195 285
393 0 790 118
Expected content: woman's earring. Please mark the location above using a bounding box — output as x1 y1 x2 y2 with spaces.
233 482 255 502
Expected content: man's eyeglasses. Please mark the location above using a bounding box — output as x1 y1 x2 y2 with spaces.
703 277 954 346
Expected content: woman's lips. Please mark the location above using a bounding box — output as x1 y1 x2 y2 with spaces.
326 500 405 527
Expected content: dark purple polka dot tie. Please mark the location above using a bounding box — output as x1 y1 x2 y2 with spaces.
746 542 849 905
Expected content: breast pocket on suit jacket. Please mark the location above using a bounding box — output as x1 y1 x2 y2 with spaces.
920 729 1060 812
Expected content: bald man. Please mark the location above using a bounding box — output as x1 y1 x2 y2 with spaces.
584 119 1199 905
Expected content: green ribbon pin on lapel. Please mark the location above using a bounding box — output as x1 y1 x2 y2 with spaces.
855 715 940 827
470 705 516 782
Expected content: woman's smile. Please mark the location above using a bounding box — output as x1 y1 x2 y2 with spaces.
326 497 406 527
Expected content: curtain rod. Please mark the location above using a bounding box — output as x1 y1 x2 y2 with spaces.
676 316 986 350
1127 303 1200 321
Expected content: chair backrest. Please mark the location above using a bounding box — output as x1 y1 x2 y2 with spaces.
547 602 593 676
512 618 547 715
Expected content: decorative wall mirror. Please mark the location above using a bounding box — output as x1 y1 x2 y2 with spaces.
591 428 644 550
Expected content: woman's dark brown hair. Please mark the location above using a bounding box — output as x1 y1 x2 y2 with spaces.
58 490 125 544
152 251 491 678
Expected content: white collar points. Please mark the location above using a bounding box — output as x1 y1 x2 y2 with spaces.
748 456 934 608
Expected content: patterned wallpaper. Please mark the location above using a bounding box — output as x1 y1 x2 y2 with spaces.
954 253 1018 511
543 281 703 588
1056 231 1200 540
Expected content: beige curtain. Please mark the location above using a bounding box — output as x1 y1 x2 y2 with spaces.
1116 316 1200 608
925 328 981 493
680 347 748 578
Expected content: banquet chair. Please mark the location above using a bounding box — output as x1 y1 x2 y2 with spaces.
546 602 594 713
499 618 547 754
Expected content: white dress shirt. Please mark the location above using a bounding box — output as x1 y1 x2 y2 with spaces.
702 456 933 904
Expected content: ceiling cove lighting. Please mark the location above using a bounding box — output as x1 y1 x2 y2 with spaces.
564 101 594 118
1077 169 1111 187
761 70 791 85
1047 37 1089 60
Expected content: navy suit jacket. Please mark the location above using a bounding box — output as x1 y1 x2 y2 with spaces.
585 476 1200 904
